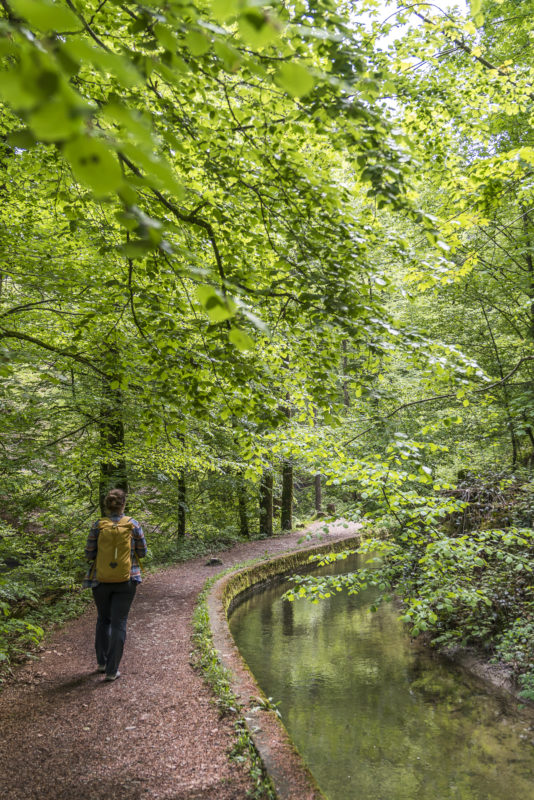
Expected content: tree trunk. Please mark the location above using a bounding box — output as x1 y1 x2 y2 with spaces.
521 206 534 463
238 478 250 538
177 470 186 538
342 339 350 407
281 460 293 530
480 304 519 466
522 206 534 340
314 473 322 512
259 470 273 537
98 365 127 516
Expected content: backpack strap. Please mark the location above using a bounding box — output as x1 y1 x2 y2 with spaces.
87 520 108 579
118 516 143 571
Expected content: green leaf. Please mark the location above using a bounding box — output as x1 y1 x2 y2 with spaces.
238 9 280 48
101 102 153 148
7 129 37 149
184 31 211 57
196 285 236 323
0 39 17 58
0 70 39 110
119 240 155 258
62 40 142 88
229 327 254 351
470 0 483 22
214 41 241 72
196 285 218 307
11 0 80 30
211 0 240 21
276 63 315 98
153 23 178 52
120 143 184 199
29 98 84 142
63 136 123 196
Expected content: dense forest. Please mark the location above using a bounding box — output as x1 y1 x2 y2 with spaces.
0 0 533 697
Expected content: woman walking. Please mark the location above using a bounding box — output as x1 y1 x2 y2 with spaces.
83 488 147 681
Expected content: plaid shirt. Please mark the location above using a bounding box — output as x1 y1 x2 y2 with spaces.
83 515 147 588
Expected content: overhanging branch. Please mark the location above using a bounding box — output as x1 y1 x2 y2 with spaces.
0 327 105 376
344 355 534 444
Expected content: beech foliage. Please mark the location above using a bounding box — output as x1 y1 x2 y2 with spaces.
0 0 534 686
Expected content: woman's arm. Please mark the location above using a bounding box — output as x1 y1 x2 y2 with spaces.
85 521 99 561
132 520 148 559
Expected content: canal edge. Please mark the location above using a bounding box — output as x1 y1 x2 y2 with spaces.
206 532 362 800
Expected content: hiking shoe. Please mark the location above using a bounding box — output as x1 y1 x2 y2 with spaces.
97 664 106 673
104 670 121 682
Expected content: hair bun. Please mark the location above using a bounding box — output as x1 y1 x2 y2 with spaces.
104 488 126 513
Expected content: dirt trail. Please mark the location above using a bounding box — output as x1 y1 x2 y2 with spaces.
0 521 359 800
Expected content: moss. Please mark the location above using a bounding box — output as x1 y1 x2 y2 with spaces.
192 571 277 799
220 537 360 618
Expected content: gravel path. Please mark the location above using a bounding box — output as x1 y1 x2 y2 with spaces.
0 521 359 800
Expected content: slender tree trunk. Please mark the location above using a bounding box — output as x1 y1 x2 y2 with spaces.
175 433 186 537
281 460 293 530
280 380 293 531
342 339 350 407
522 206 534 340
259 470 273 537
238 478 250 538
314 473 322 512
177 470 186 538
520 207 534 464
98 363 127 515
480 303 519 466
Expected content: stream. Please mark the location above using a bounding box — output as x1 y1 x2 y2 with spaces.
229 553 534 800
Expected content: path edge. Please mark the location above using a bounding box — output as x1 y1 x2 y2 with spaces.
206 532 361 800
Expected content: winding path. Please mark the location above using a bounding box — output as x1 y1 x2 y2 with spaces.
0 521 359 800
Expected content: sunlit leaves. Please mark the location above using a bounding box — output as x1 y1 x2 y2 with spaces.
209 0 240 22
229 327 254 351
119 143 185 199
184 30 211 56
276 62 315 97
63 135 123 196
61 39 143 89
238 9 280 48
469 0 484 27
28 98 83 141
196 285 237 323
11 0 79 31
214 40 241 71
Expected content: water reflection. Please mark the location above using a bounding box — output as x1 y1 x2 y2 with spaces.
229 554 534 800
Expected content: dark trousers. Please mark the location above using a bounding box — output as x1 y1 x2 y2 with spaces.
92 580 137 676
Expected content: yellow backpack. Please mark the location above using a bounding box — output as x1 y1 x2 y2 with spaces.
95 516 134 583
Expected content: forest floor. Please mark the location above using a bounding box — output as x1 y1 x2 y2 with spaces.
0 519 359 800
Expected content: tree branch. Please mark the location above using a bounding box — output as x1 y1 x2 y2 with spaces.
64 0 110 51
344 356 534 444
117 152 227 290
411 7 534 100
0 327 105 376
